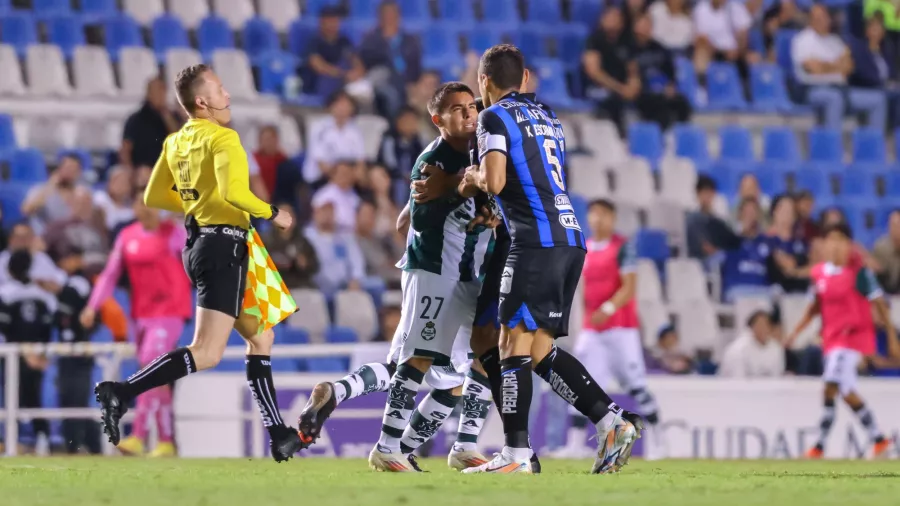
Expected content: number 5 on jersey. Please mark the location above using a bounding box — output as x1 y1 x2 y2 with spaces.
543 138 564 191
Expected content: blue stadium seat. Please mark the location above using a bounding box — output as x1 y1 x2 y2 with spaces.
423 23 461 61
794 167 831 196
243 16 280 62
839 201 872 238
531 57 578 110
279 327 310 344
287 19 315 57
104 15 142 61
840 170 879 198
526 0 562 23
257 51 298 95
706 62 747 110
673 124 710 163
570 0 603 26
342 18 374 45
33 0 71 19
437 0 474 22
81 0 119 24
807 127 843 164
887 171 900 196
510 25 548 60
551 23 588 68
198 15 234 59
306 0 341 16
774 29 798 78
634 228 668 264
0 182 29 226
0 0 8 12
46 14 85 60
399 0 430 24
326 326 358 343
628 122 663 162
348 0 379 20
305 357 349 372
10 148 48 182
0 11 37 58
0 113 15 155
718 125 754 161
151 14 189 60
483 0 519 24
852 128 887 166
466 24 504 54
749 63 793 112
710 160 744 196
753 165 786 196
876 201 899 230
762 126 800 163
674 56 700 108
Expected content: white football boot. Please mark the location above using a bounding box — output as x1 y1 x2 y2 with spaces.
448 444 490 470
591 411 643 474
369 445 419 472
460 448 532 474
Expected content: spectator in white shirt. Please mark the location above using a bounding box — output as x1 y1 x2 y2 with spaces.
692 0 760 81
0 222 67 289
791 5 887 131
312 161 361 233
649 0 694 53
303 91 367 186
92 166 135 237
719 310 786 377
20 155 91 236
304 200 365 296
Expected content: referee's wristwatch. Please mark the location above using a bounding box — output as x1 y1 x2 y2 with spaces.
268 204 280 221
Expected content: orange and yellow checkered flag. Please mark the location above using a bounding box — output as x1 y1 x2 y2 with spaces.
242 228 298 334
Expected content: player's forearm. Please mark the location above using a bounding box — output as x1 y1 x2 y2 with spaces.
479 153 507 194
396 203 411 234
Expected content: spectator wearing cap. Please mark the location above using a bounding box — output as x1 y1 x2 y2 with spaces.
719 311 786 378
647 324 694 374
304 200 365 297
303 91 367 186
302 6 366 99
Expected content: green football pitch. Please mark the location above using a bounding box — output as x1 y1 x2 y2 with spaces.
3 458 900 506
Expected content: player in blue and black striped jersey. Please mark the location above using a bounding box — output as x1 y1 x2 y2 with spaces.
458 44 644 475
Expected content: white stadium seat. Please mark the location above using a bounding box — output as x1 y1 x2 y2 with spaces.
169 0 211 30
118 47 159 100
614 205 641 238
732 294 773 333
75 118 120 152
26 45 72 97
780 293 819 350
233 121 258 152
123 0 165 26
356 114 389 161
212 0 256 30
673 299 719 352
166 48 204 98
259 0 300 33
0 44 26 96
660 157 697 209
24 117 75 151
635 259 663 302
638 299 670 348
580 119 627 166
277 115 303 157
665 257 708 304
211 49 257 101
288 289 330 339
335 290 379 342
568 154 610 199
73 46 118 97
612 157 655 210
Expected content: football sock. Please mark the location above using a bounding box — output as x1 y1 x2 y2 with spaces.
400 388 460 454
534 346 615 424
500 356 533 452
629 387 660 425
455 369 493 451
815 398 836 450
478 347 503 413
333 362 395 406
377 363 425 452
121 348 196 401
246 355 287 436
852 404 884 443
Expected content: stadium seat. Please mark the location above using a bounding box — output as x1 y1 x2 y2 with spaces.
73 46 117 97
466 24 504 54
0 11 37 58
212 0 256 31
307 0 341 16
839 170 878 198
152 14 190 61
807 127 843 164
118 46 158 98
279 327 310 344
706 62 747 110
104 15 143 61
552 24 588 68
25 116 73 152
525 0 562 23
718 125 754 161
569 193 588 226
634 228 668 264
242 16 280 62
660 157 697 209
568 155 610 199
26 44 72 96
852 128 887 166
325 326 358 343
0 113 14 155
614 158 655 209
258 51 299 96
423 23 461 62
437 0 475 22
638 299 669 347
774 29 798 78
197 15 235 59
510 26 548 60
673 124 710 164
169 0 210 30
33 0 72 19
665 257 708 304
570 0 603 26
288 289 330 337
122 0 164 26
482 0 520 23
287 19 316 59
754 164 788 196
762 126 800 163
794 166 831 196
75 118 117 151
531 57 575 109
165 48 203 91
673 300 719 352
780 293 819 349
0 182 29 225
276 115 303 156
399 0 430 23
356 114 389 160
628 122 663 163
0 44 26 96
305 357 349 372
635 259 663 302
212 49 258 100
749 63 793 112
348 0 379 20
259 0 300 33
10 148 48 182
674 56 700 108
335 290 378 341
46 14 85 60
80 0 119 24
886 171 900 197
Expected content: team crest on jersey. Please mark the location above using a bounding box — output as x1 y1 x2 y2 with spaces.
421 321 436 341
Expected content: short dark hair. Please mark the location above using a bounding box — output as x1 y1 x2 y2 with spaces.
175 64 211 114
769 194 792 219
588 198 616 213
746 310 771 328
479 44 525 91
794 190 813 201
696 175 717 193
8 249 32 284
427 81 475 115
395 105 419 121
326 89 357 112
822 222 853 240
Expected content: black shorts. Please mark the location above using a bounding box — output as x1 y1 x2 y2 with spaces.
182 225 249 318
498 246 585 338
474 233 510 328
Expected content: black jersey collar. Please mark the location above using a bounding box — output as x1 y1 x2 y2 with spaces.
498 91 537 103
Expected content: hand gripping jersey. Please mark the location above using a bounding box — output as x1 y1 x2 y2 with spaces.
582 235 639 332
810 260 881 356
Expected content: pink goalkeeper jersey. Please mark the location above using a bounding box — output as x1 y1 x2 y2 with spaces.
88 221 192 320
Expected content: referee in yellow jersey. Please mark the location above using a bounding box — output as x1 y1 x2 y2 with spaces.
95 64 302 462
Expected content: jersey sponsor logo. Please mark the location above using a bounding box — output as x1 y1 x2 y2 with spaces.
554 195 573 212
500 267 513 295
501 373 519 414
549 312 562 318
559 213 582 231
421 321 436 341
547 370 578 405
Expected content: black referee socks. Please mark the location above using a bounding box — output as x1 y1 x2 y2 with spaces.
246 355 287 436
500 355 533 449
122 347 196 400
534 346 614 425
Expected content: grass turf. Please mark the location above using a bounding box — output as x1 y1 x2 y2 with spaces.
2 458 900 506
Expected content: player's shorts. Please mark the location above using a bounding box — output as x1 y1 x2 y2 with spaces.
823 347 863 395
182 223 249 319
574 328 647 391
498 246 585 338
474 233 510 328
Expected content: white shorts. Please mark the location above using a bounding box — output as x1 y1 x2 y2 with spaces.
387 270 479 390
573 327 647 392
823 347 862 396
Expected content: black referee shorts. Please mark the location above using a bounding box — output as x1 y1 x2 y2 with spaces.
498 246 585 338
182 224 249 319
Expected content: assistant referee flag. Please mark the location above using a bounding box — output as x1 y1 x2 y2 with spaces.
242 227 298 334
